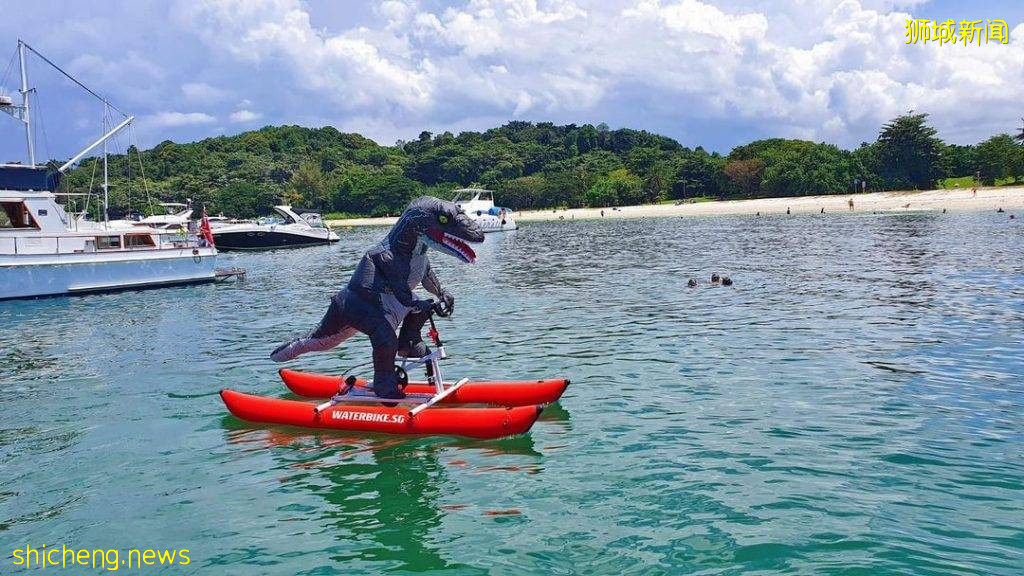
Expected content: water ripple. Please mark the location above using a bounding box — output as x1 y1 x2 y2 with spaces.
0 213 1022 573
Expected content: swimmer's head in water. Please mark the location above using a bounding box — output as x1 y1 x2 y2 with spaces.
722 276 733 286
711 273 721 284
687 278 698 288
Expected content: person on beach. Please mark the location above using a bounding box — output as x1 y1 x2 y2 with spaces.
269 197 484 399
848 198 854 211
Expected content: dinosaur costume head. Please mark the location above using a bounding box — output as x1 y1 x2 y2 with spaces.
389 196 485 263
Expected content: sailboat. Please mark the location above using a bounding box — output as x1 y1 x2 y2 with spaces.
0 40 217 300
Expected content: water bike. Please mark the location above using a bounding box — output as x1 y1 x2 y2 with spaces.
220 301 569 439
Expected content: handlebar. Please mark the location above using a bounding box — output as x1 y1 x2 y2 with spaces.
425 300 448 348
431 298 453 318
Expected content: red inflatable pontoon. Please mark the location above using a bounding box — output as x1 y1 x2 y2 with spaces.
220 389 544 439
278 368 570 407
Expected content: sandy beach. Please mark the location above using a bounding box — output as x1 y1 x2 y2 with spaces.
327 186 1024 228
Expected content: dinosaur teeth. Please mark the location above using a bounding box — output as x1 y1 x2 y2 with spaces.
426 229 477 262
442 232 476 262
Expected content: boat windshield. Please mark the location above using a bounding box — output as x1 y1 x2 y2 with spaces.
301 213 326 228
452 190 493 204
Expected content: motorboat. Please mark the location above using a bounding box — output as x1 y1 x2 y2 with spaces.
451 188 517 232
109 201 193 239
138 202 192 231
211 205 339 250
0 40 216 300
206 215 234 228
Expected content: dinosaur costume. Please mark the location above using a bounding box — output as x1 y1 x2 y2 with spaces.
270 196 485 399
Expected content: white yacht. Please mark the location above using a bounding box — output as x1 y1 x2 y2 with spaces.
0 40 216 300
211 205 339 250
451 188 518 232
138 202 192 231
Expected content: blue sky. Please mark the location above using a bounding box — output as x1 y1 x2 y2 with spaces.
2 0 1023 164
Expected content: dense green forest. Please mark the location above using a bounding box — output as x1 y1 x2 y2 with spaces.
57 113 1024 219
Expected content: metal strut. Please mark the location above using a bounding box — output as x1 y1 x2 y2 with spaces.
312 304 466 416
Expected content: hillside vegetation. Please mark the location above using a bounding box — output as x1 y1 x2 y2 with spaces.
58 115 1024 218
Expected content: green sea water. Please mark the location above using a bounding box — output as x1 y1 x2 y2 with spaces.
1 212 1022 574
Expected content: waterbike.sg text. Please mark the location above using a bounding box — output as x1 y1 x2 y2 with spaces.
332 410 407 424
10 545 190 571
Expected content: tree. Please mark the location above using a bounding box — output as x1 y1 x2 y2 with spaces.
344 174 419 216
64 115 1024 217
586 169 642 207
286 162 329 209
941 143 975 178
974 134 1024 184
746 140 864 197
496 176 546 210
215 181 276 217
542 170 585 208
724 158 764 197
874 112 944 190
671 148 724 199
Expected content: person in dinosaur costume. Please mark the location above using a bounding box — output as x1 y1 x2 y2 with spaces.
270 196 485 399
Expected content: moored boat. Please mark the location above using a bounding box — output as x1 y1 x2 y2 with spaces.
0 41 216 300
211 205 339 250
452 188 517 232
0 169 217 300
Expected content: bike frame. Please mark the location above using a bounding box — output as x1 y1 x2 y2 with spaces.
314 305 468 416
398 315 448 395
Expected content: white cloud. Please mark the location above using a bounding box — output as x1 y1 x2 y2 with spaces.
181 82 232 103
146 111 217 127
172 0 433 111
156 0 1024 148
229 109 262 123
6 0 1024 161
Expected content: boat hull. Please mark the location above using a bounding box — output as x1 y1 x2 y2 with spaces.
212 229 337 250
279 368 569 406
470 213 518 232
0 248 217 300
221 389 543 439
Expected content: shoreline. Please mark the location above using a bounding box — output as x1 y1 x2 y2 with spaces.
327 186 1024 227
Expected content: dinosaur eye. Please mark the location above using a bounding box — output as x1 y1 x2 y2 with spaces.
437 214 449 225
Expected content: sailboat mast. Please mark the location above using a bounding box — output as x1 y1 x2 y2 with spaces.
18 40 35 168
103 101 109 224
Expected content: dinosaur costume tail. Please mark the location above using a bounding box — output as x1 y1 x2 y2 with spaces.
270 293 358 362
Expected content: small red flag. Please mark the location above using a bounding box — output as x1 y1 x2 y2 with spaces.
200 205 215 247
